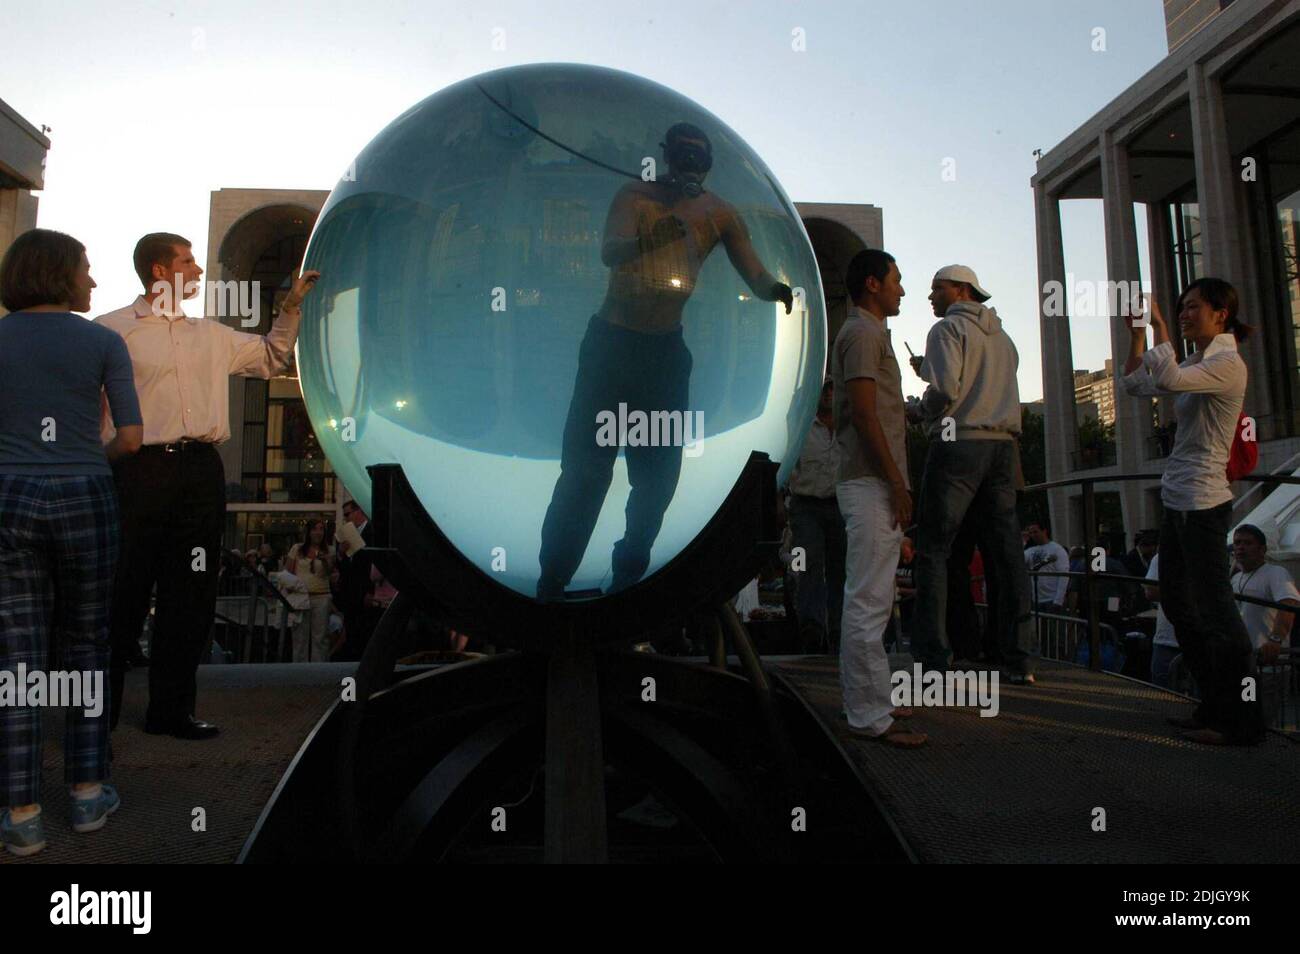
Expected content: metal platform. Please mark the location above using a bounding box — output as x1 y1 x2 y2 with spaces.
8 654 1296 864
772 656 1300 863
0 664 344 864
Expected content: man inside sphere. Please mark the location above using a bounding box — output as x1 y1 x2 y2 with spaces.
538 122 793 599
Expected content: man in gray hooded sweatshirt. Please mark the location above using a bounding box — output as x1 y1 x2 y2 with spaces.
909 266 1035 683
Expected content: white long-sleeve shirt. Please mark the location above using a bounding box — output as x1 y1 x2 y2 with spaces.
1120 333 1245 511
96 295 302 446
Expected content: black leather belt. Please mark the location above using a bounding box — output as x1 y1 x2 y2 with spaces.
141 440 211 454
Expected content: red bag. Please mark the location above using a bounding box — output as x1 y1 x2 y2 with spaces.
1227 412 1257 481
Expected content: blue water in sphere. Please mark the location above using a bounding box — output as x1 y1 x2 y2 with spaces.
298 63 826 600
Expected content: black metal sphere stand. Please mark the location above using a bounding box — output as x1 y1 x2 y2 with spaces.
239 453 905 864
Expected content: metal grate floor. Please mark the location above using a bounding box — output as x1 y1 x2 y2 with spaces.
1 665 341 864
773 656 1300 863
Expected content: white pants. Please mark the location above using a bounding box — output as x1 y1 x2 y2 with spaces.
293 593 333 663
837 476 902 735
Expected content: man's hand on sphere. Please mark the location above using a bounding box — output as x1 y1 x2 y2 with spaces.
772 282 793 314
284 269 321 309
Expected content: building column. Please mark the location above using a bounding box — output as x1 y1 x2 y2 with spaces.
1033 181 1080 545
213 263 247 492
1145 201 1179 344
1099 129 1149 548
1143 201 1178 531
1188 62 1275 435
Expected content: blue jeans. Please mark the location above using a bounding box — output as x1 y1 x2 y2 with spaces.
912 439 1033 674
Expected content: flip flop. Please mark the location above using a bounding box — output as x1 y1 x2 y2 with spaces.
850 722 927 748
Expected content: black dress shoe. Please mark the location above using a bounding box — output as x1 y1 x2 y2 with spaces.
144 715 220 739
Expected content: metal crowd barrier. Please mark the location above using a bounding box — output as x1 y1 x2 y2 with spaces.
212 554 295 663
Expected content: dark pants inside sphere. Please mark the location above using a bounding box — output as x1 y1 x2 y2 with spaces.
539 315 693 597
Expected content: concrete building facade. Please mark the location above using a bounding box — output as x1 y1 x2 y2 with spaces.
204 188 331 555
1033 0 1300 549
0 97 50 316
1166 0 1240 52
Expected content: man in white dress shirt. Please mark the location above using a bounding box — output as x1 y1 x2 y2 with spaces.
98 232 319 738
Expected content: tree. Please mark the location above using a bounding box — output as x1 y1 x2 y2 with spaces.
1077 415 1116 468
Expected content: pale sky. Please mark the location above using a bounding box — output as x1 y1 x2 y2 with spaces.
3 0 1171 400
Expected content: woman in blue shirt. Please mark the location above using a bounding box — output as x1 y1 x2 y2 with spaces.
0 229 143 855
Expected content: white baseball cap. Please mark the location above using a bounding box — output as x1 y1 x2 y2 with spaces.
933 265 991 302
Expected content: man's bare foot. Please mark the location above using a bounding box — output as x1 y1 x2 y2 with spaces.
878 722 927 747
1183 727 1230 746
850 721 927 747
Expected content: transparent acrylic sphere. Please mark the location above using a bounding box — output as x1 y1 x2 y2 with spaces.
298 63 825 599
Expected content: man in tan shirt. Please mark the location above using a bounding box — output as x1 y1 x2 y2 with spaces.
97 232 319 738
832 249 925 748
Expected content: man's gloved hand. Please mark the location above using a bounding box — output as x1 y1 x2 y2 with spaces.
644 215 687 252
771 281 793 314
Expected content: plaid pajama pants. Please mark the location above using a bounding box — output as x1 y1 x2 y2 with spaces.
0 474 119 806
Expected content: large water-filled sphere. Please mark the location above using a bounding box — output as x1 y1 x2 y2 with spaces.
298 64 825 599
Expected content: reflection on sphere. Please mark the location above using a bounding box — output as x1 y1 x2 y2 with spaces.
298 63 826 599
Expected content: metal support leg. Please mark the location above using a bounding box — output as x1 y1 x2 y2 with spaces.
718 603 801 807
706 613 727 670
544 630 608 863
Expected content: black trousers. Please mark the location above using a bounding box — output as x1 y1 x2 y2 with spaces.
109 442 225 728
538 315 693 596
338 605 383 662
1159 501 1265 744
